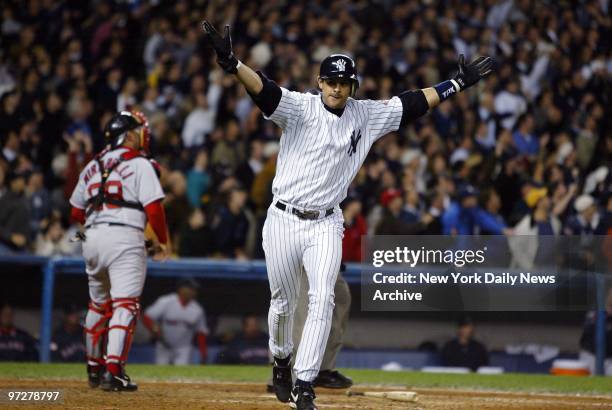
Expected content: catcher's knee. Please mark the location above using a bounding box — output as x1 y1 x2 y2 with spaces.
110 297 140 322
85 300 112 330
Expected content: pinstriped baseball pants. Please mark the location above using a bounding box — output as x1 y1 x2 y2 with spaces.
262 203 344 382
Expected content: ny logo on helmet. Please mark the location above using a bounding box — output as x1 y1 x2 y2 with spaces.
332 59 346 72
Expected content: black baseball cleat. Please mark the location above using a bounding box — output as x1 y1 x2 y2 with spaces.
87 365 103 388
313 370 353 389
289 384 317 410
100 370 138 392
272 357 292 402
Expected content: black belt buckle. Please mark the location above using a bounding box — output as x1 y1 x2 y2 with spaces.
292 209 319 220
276 201 333 220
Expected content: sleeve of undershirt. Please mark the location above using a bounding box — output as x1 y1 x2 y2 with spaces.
398 90 429 127
247 71 282 117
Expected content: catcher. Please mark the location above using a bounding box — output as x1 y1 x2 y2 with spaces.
69 110 170 391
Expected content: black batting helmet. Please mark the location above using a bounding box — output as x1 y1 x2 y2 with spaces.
103 110 151 152
319 54 359 96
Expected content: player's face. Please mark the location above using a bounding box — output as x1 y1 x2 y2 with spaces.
178 286 197 302
0 305 13 327
318 78 351 109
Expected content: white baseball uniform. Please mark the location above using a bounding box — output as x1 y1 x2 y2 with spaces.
263 88 403 381
145 293 209 365
69 147 164 367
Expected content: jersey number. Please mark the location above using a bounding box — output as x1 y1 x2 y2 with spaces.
87 181 124 211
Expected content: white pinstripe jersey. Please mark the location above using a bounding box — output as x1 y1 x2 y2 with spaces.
266 88 403 210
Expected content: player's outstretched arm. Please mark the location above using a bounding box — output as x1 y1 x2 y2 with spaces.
422 54 494 109
202 20 263 95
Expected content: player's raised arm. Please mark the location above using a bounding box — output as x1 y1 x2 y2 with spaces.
202 20 288 121
391 54 494 128
201 21 263 94
423 54 494 108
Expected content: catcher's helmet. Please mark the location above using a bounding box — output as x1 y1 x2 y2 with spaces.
319 54 359 96
104 110 151 153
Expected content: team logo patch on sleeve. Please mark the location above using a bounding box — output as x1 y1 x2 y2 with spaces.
347 129 362 157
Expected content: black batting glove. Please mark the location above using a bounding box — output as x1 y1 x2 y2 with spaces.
202 20 239 74
453 54 494 91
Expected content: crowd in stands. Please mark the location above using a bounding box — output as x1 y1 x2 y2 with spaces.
0 0 609 261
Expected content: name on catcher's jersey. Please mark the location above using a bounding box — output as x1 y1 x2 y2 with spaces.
69 148 164 229
265 88 403 209
145 293 209 348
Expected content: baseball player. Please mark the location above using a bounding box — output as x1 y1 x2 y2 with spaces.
142 278 209 365
203 21 493 410
69 110 170 392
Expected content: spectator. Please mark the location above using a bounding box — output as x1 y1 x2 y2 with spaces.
211 119 244 175
400 188 421 224
34 217 77 257
376 188 434 235
186 149 211 208
216 314 269 365
0 304 37 361
116 77 139 112
477 188 507 235
374 188 399 234
164 171 191 247
250 143 278 214
178 208 215 257
235 139 265 190
494 79 527 130
143 279 209 365
62 130 94 201
512 114 538 157
342 198 367 263
442 185 507 235
0 168 30 253
51 304 86 363
181 76 222 149
421 191 445 235
565 195 606 235
37 92 65 174
212 188 250 259
25 168 51 236
509 189 561 270
1 129 20 165
441 317 489 372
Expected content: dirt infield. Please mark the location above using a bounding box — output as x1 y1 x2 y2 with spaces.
1 379 611 409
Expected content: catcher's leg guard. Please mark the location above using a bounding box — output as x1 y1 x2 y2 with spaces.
84 301 112 366
106 297 139 373
84 300 112 387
